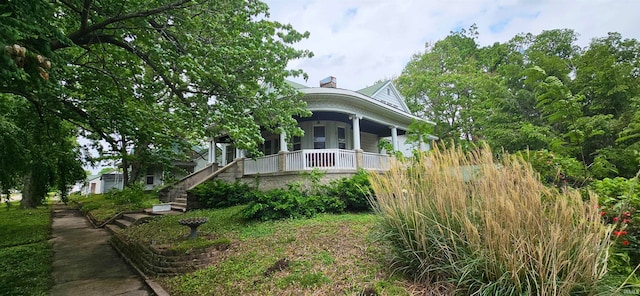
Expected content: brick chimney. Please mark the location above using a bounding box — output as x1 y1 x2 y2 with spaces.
320 76 336 88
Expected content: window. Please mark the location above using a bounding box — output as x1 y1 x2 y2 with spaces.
337 127 346 149
387 88 391 95
146 168 155 185
292 136 301 151
313 126 326 149
226 145 235 161
263 140 272 155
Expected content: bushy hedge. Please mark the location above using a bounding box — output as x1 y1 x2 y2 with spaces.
190 171 374 221
241 187 344 221
188 180 255 209
324 169 373 212
105 182 146 207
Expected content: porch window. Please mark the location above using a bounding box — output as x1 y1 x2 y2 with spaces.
313 126 326 149
292 136 301 151
226 145 235 161
337 127 346 149
263 140 272 155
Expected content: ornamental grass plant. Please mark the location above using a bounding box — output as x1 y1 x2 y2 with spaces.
369 144 613 295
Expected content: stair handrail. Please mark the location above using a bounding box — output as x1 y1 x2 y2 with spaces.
186 159 240 191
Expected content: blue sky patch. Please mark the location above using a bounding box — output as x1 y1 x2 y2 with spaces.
332 7 358 33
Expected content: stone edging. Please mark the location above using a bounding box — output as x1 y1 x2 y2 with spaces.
109 235 171 296
111 232 215 276
109 229 219 296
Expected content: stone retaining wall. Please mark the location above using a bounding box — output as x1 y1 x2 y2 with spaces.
110 231 215 277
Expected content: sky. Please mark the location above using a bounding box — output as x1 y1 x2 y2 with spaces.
264 0 640 91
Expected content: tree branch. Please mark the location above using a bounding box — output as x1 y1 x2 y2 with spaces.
56 0 82 14
148 19 187 54
80 0 93 32
92 34 186 102
52 0 192 50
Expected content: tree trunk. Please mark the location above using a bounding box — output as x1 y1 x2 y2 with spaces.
122 158 130 188
20 170 45 208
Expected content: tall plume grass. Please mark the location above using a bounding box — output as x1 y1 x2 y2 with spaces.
369 144 612 295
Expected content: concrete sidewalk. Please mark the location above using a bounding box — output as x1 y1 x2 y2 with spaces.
49 204 151 296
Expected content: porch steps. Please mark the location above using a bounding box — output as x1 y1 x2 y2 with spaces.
170 203 187 212
170 193 188 212
157 160 240 211
104 211 180 234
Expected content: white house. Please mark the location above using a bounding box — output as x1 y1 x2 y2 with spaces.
159 77 437 207
80 172 125 195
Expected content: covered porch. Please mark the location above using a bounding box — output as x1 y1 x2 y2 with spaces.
243 148 390 175
205 109 404 175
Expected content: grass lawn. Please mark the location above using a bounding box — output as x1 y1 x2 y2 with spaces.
69 192 160 224
0 202 52 296
122 206 441 295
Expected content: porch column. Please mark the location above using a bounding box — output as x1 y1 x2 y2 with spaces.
221 144 228 165
278 130 287 172
235 147 244 159
391 126 398 151
280 131 288 152
350 114 362 150
207 139 216 163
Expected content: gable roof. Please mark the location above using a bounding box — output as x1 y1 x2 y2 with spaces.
285 80 308 89
357 80 411 113
356 80 387 97
86 175 100 182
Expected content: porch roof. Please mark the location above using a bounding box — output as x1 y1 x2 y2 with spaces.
294 111 406 137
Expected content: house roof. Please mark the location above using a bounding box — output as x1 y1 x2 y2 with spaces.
356 80 388 97
87 175 100 182
285 80 309 89
301 87 435 126
279 79 436 135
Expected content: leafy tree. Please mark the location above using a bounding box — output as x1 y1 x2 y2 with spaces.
1 0 312 205
397 25 505 144
0 94 85 207
399 27 640 181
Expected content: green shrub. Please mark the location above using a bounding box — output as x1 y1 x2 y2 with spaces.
519 149 589 187
370 144 612 295
241 187 344 221
325 169 373 212
105 182 146 207
189 180 255 209
589 177 640 275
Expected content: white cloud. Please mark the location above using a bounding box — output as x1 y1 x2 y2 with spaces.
265 0 640 90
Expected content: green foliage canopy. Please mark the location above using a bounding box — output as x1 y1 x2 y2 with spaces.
1 0 313 205
398 27 640 180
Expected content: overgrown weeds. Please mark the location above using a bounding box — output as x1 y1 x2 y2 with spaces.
369 143 613 295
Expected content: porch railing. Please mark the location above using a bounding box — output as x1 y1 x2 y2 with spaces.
285 149 356 171
244 154 279 174
244 149 389 175
362 152 390 170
